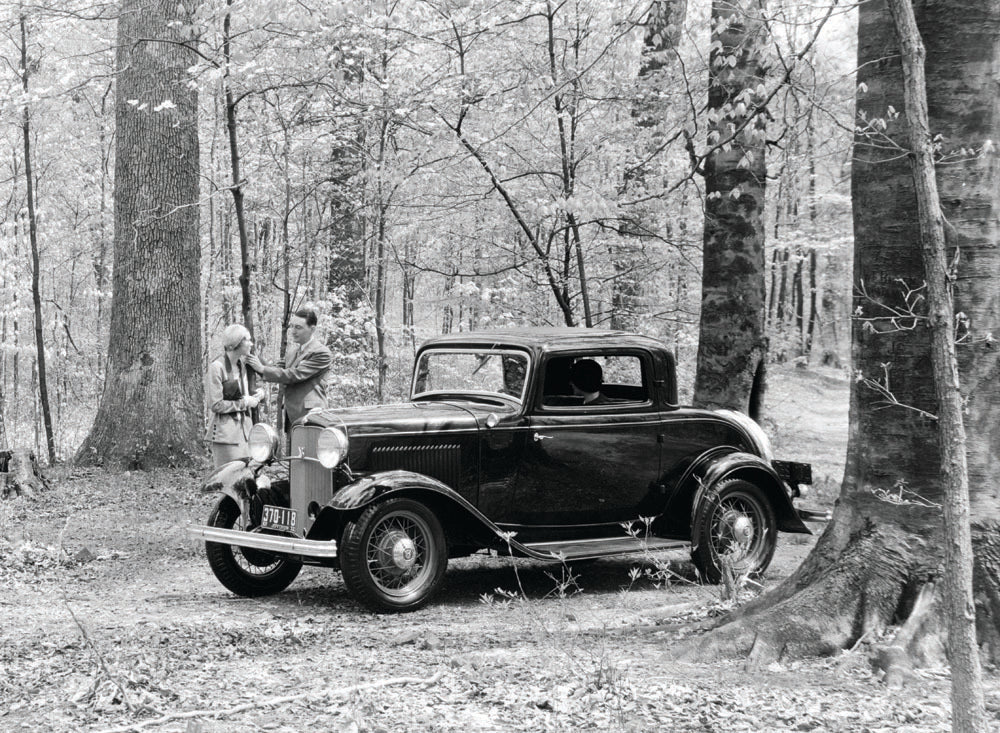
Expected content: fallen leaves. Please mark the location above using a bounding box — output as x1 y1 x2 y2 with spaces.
1 467 997 732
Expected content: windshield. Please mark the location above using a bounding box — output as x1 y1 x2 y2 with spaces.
412 349 529 403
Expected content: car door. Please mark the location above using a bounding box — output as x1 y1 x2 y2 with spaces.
509 350 663 531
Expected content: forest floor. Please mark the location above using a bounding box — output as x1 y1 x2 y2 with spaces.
3 364 999 732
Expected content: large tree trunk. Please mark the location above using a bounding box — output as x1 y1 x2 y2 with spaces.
76 0 204 469
888 0 986 725
693 0 769 417
682 0 1000 679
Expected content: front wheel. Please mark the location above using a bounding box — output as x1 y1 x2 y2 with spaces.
340 498 448 612
691 478 777 584
205 498 302 597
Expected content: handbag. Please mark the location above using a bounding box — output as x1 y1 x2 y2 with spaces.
221 355 244 402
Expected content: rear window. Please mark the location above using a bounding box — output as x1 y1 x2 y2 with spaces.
541 353 649 406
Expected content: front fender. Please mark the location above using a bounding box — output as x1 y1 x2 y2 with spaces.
327 469 470 512
309 470 511 550
687 451 810 535
200 459 255 519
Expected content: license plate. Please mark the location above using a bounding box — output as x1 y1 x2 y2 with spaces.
261 505 296 533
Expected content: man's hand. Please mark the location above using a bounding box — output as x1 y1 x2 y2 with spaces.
245 354 263 371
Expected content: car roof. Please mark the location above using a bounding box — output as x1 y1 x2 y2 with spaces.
418 327 669 357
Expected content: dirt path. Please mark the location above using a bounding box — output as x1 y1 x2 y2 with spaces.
4 468 996 732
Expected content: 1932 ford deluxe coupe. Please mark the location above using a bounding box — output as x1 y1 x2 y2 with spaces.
187 329 814 612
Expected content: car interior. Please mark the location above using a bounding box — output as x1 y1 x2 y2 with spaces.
540 354 649 407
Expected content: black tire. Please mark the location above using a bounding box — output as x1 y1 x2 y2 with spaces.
691 478 777 584
205 498 302 597
340 498 448 612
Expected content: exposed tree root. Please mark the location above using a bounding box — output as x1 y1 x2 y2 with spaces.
676 507 1000 680
872 583 944 687
675 515 941 669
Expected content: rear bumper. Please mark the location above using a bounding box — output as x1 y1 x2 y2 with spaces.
797 507 831 523
185 524 338 558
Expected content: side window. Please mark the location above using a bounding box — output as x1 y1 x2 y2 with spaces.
540 353 649 407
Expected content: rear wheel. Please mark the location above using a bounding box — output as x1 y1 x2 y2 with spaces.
691 478 776 584
340 498 448 612
205 498 302 597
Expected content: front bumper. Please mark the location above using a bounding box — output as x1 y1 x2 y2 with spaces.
185 524 338 558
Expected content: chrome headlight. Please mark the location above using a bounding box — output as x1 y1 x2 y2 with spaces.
716 409 774 462
316 427 349 469
248 423 279 463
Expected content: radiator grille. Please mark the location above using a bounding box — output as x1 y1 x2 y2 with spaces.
290 427 332 537
369 443 462 489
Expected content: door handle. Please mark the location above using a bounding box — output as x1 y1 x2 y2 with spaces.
533 432 552 442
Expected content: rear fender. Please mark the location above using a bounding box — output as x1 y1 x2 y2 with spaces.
684 451 810 536
307 470 508 549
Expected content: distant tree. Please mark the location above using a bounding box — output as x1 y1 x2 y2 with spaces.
76 0 203 468
18 14 55 464
683 0 1000 699
614 0 688 332
693 0 769 417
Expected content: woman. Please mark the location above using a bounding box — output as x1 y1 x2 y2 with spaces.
205 324 264 467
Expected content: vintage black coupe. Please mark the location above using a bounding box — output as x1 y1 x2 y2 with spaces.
187 329 814 612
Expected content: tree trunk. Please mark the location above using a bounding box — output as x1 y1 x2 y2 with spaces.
613 0 689 331
20 17 55 466
693 0 769 417
223 0 255 338
887 0 986 726
1 450 47 499
817 250 843 368
76 0 204 469
792 250 804 355
766 249 779 329
805 248 818 359
681 0 1000 689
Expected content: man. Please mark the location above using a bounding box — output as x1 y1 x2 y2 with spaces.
568 359 613 405
543 358 615 406
246 307 333 431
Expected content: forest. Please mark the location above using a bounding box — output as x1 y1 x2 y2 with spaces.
1 0 999 731
0 0 854 460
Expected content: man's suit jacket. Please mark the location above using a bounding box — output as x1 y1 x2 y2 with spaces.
256 338 333 427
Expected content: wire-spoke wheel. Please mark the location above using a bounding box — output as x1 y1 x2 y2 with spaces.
691 478 776 584
205 498 301 597
340 498 448 612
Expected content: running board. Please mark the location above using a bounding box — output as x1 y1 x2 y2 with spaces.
519 536 688 562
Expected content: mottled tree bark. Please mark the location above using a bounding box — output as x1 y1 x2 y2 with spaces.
887 0 986 726
76 0 203 468
682 0 1000 682
613 0 688 331
694 0 769 417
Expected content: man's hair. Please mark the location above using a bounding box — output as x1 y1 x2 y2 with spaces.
293 307 318 327
570 359 602 393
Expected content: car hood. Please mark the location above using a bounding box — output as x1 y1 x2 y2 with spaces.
303 400 515 436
